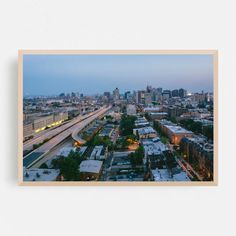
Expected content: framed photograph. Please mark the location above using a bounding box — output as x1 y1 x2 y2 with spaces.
18 50 218 186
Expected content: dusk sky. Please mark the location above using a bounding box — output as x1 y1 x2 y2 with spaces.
23 54 213 95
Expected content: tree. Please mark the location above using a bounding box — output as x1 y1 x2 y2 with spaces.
180 119 202 134
126 134 137 141
129 146 144 167
203 125 213 141
33 143 40 149
153 121 167 138
52 151 82 181
144 112 151 121
39 163 48 169
60 157 79 181
198 102 206 108
161 136 168 144
119 115 137 136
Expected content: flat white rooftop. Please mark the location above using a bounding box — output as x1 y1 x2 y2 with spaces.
152 168 190 182
144 107 161 111
165 125 192 134
172 172 190 181
80 160 103 174
150 112 168 115
23 168 60 181
143 140 167 156
134 126 157 135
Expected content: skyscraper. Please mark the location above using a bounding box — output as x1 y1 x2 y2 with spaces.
136 90 146 104
113 88 120 102
172 89 179 97
179 88 187 98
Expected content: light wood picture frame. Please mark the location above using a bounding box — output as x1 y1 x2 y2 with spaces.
18 50 218 186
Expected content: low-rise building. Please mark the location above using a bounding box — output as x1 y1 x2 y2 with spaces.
105 151 145 181
180 136 213 180
23 121 33 141
151 167 190 182
126 104 136 115
79 160 103 180
23 168 60 181
54 112 68 123
167 106 187 119
157 119 193 145
24 111 69 135
149 112 168 120
133 126 157 139
90 145 107 160
33 115 54 132
99 127 113 137
135 117 150 128
57 147 76 157
143 138 167 169
144 106 162 113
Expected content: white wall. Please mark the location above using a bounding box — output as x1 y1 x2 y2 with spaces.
0 1 235 236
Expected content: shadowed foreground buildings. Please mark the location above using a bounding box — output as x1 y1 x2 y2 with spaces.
180 136 213 180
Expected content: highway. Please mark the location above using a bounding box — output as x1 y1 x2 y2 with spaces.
23 108 106 152
23 105 111 168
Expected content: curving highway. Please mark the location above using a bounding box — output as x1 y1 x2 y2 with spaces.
23 108 106 152
23 105 112 168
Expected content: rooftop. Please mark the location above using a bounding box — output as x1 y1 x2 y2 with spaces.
151 168 190 182
57 147 75 157
150 112 168 115
134 126 157 135
23 168 60 181
90 145 105 160
80 160 103 174
165 125 193 134
143 139 167 156
144 107 161 112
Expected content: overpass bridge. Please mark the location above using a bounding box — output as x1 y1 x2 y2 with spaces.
71 107 110 145
23 109 104 153
23 106 112 168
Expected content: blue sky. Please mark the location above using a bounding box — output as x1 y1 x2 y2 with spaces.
23 54 213 95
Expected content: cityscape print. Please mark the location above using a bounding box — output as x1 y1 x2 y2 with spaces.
21 52 215 183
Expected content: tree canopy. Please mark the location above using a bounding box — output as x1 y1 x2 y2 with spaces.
52 150 83 181
129 146 144 167
119 115 137 136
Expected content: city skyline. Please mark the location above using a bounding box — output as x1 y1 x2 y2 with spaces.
23 54 213 95
22 52 215 184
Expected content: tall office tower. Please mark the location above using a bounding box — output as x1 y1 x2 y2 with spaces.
136 90 146 104
179 88 187 98
113 88 120 102
172 89 179 97
157 88 163 94
155 88 163 101
124 91 131 100
104 92 111 100
144 93 152 105
151 88 158 101
146 85 152 93
162 90 171 100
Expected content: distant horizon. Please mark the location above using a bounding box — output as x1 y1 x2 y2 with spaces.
23 87 213 98
23 54 214 96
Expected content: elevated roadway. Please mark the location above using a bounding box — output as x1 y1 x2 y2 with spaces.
23 109 105 152
23 106 111 168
